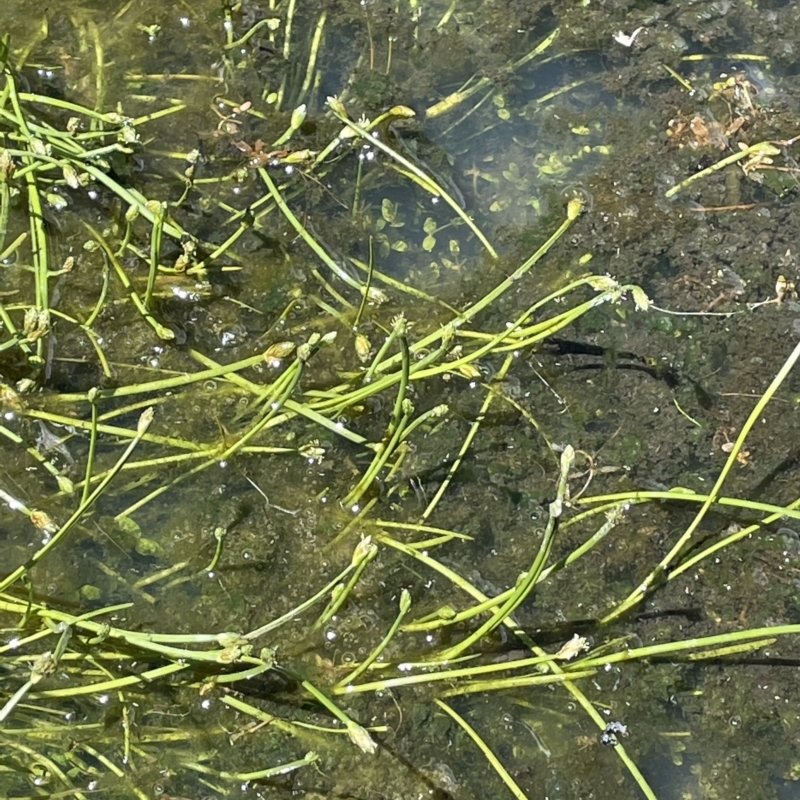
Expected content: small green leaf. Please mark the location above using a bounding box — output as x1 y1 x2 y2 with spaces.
80 584 102 601
502 162 521 183
46 192 68 211
135 537 166 557
116 515 141 535
381 198 397 223
422 216 437 234
631 285 651 312
422 234 436 252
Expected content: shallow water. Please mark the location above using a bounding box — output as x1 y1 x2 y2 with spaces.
2 1 800 798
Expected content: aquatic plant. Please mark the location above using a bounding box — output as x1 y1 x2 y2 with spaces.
2 4 800 799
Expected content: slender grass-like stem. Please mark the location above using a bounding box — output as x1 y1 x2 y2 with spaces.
0 407 154 592
388 333 410 435
26 408 206 452
221 695 302 736
421 353 513 521
435 699 529 800
0 165 10 253
0 294 33 358
186 752 319 782
342 405 410 509
602 335 800 624
671 500 800 578
458 196 582 322
7 77 50 362
144 201 165 310
0 230 26 262
310 269 356 311
665 140 782 198
353 237 374 327
577 489 800 525
258 165 364 291
283 0 297 58
572 627 794 670
335 589 411 687
292 672 377 753
363 318 402 383
426 28 559 118
371 519 472 542
300 12 326 99
52 349 268 403
223 18 275 50
434 445 574 662
314 540 378 628
203 527 227 574
84 223 174 340
441 669 597 697
83 257 110 328
112 343 311 520
245 544 366 640
335 646 571 695
80 391 100 505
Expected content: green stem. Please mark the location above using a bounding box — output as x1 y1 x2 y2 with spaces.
435 446 574 661
602 335 800 624
0 408 154 592
335 590 411 687
80 392 100 505
145 201 165 310
258 166 364 292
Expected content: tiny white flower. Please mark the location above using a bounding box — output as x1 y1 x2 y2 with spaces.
556 634 590 661
613 27 644 47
